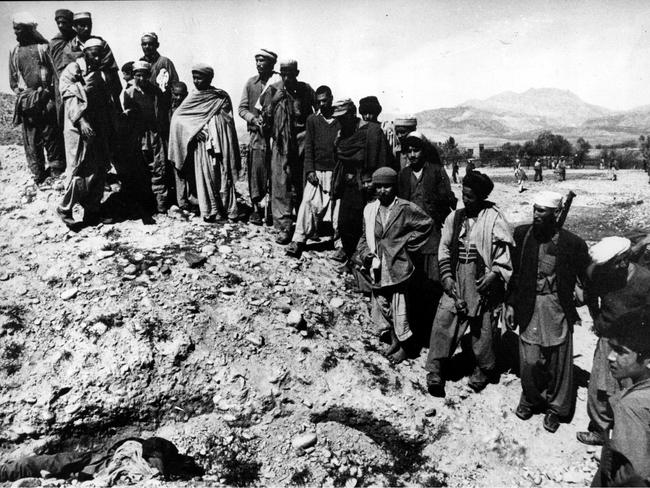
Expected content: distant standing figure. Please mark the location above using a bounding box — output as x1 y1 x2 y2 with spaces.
10 12 65 183
465 159 476 175
514 163 527 193
451 160 459 183
534 159 543 181
557 158 566 181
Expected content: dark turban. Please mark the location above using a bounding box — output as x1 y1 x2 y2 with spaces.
462 171 494 200
55 9 73 21
359 96 382 116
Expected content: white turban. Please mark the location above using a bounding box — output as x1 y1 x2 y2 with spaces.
13 12 37 26
534 191 563 209
83 38 103 50
589 236 631 265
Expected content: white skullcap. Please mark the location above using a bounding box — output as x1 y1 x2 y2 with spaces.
533 191 563 209
83 38 103 50
589 236 631 265
13 12 37 26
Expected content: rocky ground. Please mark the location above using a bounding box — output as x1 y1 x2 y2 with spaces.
0 145 649 487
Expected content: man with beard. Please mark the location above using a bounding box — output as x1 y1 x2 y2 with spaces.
576 237 650 446
397 131 456 344
168 64 240 222
286 85 340 258
48 9 76 129
260 59 316 243
505 191 590 433
355 167 433 363
56 38 113 228
238 49 280 225
10 12 65 183
424 171 514 397
332 99 392 262
123 61 169 213
66 12 122 111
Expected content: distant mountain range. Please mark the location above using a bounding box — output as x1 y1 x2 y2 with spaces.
416 88 650 146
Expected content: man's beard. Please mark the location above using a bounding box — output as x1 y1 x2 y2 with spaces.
532 220 555 241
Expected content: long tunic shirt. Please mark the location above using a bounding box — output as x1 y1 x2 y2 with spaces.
520 235 568 347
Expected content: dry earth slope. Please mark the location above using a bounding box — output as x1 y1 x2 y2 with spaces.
1 145 649 487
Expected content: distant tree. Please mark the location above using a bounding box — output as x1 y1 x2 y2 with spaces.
640 135 650 163
440 136 461 163
522 131 573 158
575 137 591 167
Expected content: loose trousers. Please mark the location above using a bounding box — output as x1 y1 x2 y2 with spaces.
293 170 339 243
21 101 65 180
518 335 574 417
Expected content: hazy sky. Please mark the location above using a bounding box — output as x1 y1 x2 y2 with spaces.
2 0 650 116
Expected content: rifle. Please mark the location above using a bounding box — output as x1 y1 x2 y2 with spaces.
557 190 576 229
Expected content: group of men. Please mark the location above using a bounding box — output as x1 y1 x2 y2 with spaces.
9 9 650 486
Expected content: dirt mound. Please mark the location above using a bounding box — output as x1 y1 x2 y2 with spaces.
1 147 648 486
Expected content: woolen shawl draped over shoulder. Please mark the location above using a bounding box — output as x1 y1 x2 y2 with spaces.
168 87 231 171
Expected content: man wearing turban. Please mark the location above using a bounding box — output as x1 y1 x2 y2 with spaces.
168 64 241 223
64 12 122 112
56 38 115 228
10 12 65 183
425 171 514 397
505 191 590 433
355 167 433 363
238 49 280 225
48 9 76 129
575 236 650 446
383 117 417 170
260 59 316 244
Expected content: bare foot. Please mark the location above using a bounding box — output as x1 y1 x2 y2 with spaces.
389 347 407 364
383 341 400 356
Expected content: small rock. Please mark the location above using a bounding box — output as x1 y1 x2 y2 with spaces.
202 244 217 256
246 333 264 347
90 322 107 336
329 297 344 308
97 250 115 260
11 478 41 488
218 245 232 255
160 265 171 275
0 272 9 281
424 408 437 417
292 433 317 450
123 264 137 275
345 477 357 488
287 310 304 328
562 470 585 484
184 252 207 268
132 252 144 263
220 287 236 295
60 288 78 300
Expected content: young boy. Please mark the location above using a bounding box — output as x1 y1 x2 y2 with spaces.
123 60 168 213
593 308 650 486
355 167 433 363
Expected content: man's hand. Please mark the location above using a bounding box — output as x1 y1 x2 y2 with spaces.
79 118 95 139
306 171 319 186
476 271 498 294
442 276 456 296
195 131 207 143
504 305 516 330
